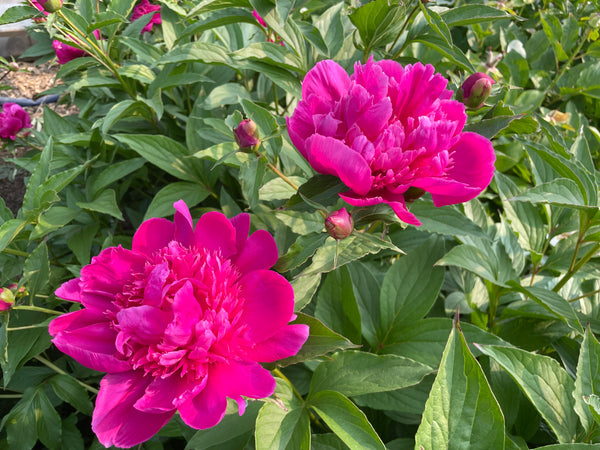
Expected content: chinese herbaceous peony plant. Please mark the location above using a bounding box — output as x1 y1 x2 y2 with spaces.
49 201 308 448
3 0 600 448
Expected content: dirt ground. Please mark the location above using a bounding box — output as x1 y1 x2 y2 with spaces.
0 61 68 215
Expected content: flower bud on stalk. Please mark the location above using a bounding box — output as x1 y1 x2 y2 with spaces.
456 73 495 109
8 62 18 72
325 208 353 240
0 288 15 312
39 0 62 13
234 119 260 153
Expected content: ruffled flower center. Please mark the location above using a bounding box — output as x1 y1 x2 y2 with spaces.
112 242 245 381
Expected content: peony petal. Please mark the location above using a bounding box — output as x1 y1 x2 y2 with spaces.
308 135 372 196
230 212 250 254
286 103 316 159
93 371 175 448
116 305 169 346
134 374 207 413
80 246 145 296
132 217 174 258
232 230 279 276
50 310 131 373
430 132 495 206
174 199 195 247
340 191 421 226
194 211 238 258
244 324 309 362
178 374 227 429
143 263 170 306
237 270 295 343
301 60 350 104
164 281 203 347
55 278 82 303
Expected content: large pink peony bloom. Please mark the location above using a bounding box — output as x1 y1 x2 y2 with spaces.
131 0 162 33
49 200 309 448
286 58 496 226
0 103 32 140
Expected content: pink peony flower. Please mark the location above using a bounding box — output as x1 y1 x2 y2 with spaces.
53 30 101 65
0 103 32 140
131 0 162 33
49 200 309 448
286 58 496 226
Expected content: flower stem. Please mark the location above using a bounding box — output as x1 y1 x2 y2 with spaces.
34 356 99 394
254 151 299 191
546 26 591 95
1 248 29 257
554 242 600 292
12 305 62 315
390 2 420 59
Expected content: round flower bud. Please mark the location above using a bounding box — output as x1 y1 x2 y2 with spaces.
40 0 62 13
325 208 353 240
0 288 15 312
8 62 18 72
456 73 495 109
234 119 260 152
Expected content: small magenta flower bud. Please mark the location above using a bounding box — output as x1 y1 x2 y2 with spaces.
456 73 495 109
325 208 353 240
0 288 15 312
234 119 260 152
40 0 62 13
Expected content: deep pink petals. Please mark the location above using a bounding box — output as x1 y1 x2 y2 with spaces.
229 212 250 253
301 60 350 103
308 135 372 196
233 230 279 275
179 375 228 429
55 278 81 302
238 270 295 342
80 246 144 295
132 217 174 257
244 324 310 362
93 371 175 448
50 310 131 373
287 58 495 225
174 199 195 247
194 211 238 258
50 201 308 446
431 132 495 206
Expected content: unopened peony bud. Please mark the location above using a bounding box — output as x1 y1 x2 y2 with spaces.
8 62 18 72
456 73 495 109
0 288 15 312
40 0 62 13
234 119 260 152
325 208 353 240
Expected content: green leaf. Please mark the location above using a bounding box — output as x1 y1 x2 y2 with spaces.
76 189 124 221
143 182 210 221
464 114 529 140
255 378 310 450
274 232 329 273
34 387 62 450
440 5 516 26
584 395 600 428
156 41 231 65
34 160 95 210
260 178 304 202
1 387 38 450
91 158 146 193
203 83 251 110
0 219 27 253
22 138 52 212
67 223 100 266
275 314 358 367
308 390 385 450
299 233 402 277
414 321 505 450
232 42 304 74
291 273 321 311
379 318 509 368
240 157 267 209
476 344 577 443
98 100 153 134
436 241 517 287
49 374 93 416
512 178 594 210
193 141 250 168
574 328 600 432
21 243 50 299
507 282 584 334
115 134 204 183
186 401 261 450
495 173 546 255
315 266 362 344
378 237 445 344
0 5 37 25
408 201 487 238
31 207 79 240
310 351 432 397
349 0 405 51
